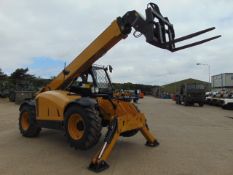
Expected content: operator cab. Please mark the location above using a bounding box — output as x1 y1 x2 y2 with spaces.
68 65 113 97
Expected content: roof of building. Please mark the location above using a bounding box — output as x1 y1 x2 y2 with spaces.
160 78 210 94
212 73 233 77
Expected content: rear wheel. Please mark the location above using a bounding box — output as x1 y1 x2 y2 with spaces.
19 105 41 137
64 106 102 150
177 97 182 104
176 97 179 104
9 91 16 102
199 102 204 107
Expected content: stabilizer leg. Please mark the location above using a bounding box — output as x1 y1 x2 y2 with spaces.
89 113 159 172
140 125 160 147
89 118 120 173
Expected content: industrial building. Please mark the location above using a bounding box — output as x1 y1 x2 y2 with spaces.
151 78 210 97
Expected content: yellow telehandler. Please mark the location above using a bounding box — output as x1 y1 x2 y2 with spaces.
18 3 220 172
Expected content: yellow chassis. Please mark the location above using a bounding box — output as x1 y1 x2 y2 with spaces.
35 90 159 172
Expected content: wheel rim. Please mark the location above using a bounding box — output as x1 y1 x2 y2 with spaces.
68 114 85 140
21 112 30 130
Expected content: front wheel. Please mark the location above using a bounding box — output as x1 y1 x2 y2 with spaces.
19 105 41 137
64 106 102 150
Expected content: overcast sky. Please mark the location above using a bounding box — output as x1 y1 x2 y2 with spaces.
0 0 232 85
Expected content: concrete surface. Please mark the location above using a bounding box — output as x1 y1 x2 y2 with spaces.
0 97 232 175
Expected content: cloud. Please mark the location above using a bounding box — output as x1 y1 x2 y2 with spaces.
0 0 232 85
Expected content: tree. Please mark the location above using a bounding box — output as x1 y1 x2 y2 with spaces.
0 68 7 80
10 68 35 84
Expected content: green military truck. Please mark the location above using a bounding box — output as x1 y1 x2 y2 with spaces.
176 83 205 107
8 82 37 103
0 81 9 98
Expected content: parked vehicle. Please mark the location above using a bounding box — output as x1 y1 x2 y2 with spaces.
113 89 142 103
0 81 9 98
8 82 37 103
176 83 205 106
205 90 233 109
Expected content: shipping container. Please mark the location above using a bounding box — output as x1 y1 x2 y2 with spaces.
212 73 233 89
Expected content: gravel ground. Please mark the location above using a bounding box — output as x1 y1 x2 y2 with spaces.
0 96 232 175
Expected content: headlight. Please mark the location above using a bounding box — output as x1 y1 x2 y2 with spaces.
91 87 99 94
91 87 95 93
95 87 99 94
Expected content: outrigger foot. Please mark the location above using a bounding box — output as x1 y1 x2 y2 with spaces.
145 140 160 147
89 161 109 173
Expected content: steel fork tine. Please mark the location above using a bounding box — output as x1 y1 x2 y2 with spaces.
170 27 216 44
171 35 221 52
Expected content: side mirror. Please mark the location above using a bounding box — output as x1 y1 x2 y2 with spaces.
63 69 70 76
108 65 113 73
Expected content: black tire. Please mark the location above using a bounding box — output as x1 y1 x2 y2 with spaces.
19 105 41 137
184 100 188 106
64 106 102 150
178 97 182 104
9 92 16 102
121 129 138 137
222 105 228 109
199 102 204 107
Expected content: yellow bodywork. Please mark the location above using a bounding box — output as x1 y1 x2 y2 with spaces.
36 90 156 166
36 90 146 135
97 98 146 132
36 90 81 121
